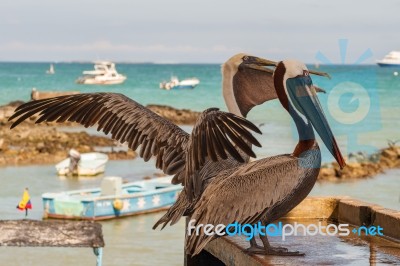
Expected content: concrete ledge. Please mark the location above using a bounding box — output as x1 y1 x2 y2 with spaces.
372 208 400 240
198 196 400 266
206 236 265 266
338 198 378 225
283 196 342 220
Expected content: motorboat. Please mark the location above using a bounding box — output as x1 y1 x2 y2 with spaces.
159 76 200 90
42 176 182 220
377 51 400 67
76 61 127 85
55 151 108 176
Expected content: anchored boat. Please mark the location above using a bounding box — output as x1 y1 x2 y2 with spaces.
159 76 200 90
46 64 55 74
76 61 127 85
42 176 182 220
377 51 400 67
55 152 108 176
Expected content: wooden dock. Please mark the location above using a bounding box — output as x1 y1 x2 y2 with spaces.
0 220 104 265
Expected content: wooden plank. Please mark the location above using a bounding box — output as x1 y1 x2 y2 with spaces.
0 220 104 248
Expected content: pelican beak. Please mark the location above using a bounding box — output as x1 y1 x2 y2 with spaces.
243 56 331 79
309 70 331 79
286 75 346 168
242 56 277 74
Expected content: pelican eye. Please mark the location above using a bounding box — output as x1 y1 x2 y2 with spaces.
303 70 309 76
243 56 249 61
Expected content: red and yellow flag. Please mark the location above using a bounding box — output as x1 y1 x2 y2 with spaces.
17 188 32 211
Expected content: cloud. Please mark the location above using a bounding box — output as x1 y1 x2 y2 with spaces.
0 41 208 53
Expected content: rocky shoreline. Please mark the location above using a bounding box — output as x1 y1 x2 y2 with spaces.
0 101 200 167
0 101 201 126
318 145 400 181
0 101 399 182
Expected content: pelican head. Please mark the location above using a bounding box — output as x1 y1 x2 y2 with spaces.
222 53 280 118
273 60 346 168
222 54 328 118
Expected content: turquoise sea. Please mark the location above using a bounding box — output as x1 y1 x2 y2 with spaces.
0 62 399 158
0 63 399 265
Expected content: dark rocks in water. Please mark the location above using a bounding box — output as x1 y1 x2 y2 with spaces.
146 104 200 125
0 101 200 126
0 126 136 166
0 100 201 166
318 145 400 181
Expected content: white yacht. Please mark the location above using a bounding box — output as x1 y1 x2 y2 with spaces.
377 51 400 67
76 61 127 85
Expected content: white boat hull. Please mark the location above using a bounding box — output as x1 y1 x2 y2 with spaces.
76 76 127 85
76 61 127 85
55 152 109 176
377 62 400 67
377 51 400 67
160 77 200 90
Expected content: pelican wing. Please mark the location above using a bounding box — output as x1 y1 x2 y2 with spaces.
9 93 189 175
185 155 305 255
182 108 262 198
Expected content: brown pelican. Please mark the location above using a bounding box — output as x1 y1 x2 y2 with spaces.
184 60 346 256
153 55 327 229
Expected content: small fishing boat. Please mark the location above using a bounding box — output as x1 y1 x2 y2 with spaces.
55 152 108 176
42 176 182 220
377 51 400 67
159 76 200 90
76 61 127 85
46 64 55 74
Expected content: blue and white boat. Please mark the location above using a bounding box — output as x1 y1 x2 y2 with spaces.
159 76 200 90
377 51 400 67
42 176 182 220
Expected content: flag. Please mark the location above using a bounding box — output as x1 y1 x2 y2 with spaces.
17 188 32 211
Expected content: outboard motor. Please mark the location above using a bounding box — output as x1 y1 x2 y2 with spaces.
68 149 81 176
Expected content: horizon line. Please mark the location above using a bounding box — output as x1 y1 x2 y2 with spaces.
0 60 379 66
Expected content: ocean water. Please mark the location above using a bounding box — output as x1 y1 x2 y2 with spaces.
0 63 399 265
0 62 399 159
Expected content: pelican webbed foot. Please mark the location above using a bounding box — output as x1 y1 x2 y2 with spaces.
247 246 304 256
246 234 305 256
245 237 264 253
263 247 304 256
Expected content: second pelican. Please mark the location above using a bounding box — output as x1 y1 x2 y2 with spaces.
185 59 346 256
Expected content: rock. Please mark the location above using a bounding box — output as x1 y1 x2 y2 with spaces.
146 104 200 125
154 172 167 177
0 123 136 166
318 168 336 180
0 138 7 151
381 149 398 160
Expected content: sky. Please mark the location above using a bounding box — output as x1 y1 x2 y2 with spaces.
1 0 399 63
